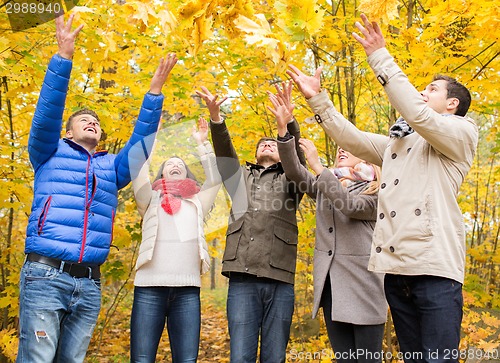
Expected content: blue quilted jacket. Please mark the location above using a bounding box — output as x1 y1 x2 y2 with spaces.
26 54 163 264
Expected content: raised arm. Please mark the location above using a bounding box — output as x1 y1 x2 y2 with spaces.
287 65 388 166
195 87 237 175
28 14 83 170
193 117 222 216
115 54 177 189
268 81 306 166
352 14 477 163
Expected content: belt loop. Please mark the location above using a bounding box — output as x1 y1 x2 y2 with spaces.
87 267 92 279
59 261 65 274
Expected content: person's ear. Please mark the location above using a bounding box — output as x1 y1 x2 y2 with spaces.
66 129 73 139
446 97 459 112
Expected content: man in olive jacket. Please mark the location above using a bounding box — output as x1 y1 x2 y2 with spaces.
287 14 478 363
196 85 305 363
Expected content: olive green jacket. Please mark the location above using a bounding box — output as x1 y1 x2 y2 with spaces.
209 119 304 284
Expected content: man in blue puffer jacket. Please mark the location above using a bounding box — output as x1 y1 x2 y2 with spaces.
17 14 178 363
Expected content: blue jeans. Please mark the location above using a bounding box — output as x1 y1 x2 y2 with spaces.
384 274 463 363
226 274 295 363
16 260 101 363
130 286 201 363
321 278 385 363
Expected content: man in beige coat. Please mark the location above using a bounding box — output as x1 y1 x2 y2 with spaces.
287 14 478 363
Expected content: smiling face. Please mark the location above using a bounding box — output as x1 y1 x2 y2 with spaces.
255 139 280 166
336 147 363 168
66 113 102 151
162 157 188 181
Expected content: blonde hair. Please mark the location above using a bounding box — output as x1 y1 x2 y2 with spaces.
361 163 381 195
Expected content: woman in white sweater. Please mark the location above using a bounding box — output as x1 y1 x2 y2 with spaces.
130 118 221 363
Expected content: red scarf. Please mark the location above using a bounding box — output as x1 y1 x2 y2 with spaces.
152 178 200 215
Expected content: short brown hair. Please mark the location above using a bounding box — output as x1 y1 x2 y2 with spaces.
66 109 100 132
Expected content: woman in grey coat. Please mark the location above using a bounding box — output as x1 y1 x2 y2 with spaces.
270 90 387 362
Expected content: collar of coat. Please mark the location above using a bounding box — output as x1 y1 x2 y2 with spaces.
245 161 283 172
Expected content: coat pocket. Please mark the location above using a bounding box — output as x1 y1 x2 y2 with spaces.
223 218 244 261
270 223 298 273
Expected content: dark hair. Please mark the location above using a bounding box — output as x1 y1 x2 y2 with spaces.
154 156 199 184
66 109 100 132
433 75 471 117
255 137 278 156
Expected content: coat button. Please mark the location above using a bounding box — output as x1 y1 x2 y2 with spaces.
390 211 396 218
250 237 254 241
376 247 382 253
256 186 261 190
389 246 395 252
394 179 399 185
415 208 421 216
379 213 385 219
328 250 333 256
245 267 249 271
407 147 412 153
328 227 333 233
381 183 386 189
391 153 397 159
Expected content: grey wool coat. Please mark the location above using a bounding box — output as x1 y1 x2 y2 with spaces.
278 138 388 325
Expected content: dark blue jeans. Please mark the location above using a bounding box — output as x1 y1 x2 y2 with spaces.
384 274 463 363
130 286 201 363
226 274 295 363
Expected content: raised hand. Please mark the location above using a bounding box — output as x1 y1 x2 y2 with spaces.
299 138 325 175
274 81 295 117
267 91 290 137
286 65 322 99
195 86 228 122
352 14 386 56
149 53 178 95
55 13 84 59
192 117 209 145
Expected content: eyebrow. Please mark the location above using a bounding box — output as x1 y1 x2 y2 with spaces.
79 117 100 124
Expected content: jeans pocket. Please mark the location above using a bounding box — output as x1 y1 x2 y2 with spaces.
24 261 59 283
90 278 102 290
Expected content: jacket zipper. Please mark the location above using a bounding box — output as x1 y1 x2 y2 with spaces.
79 155 92 263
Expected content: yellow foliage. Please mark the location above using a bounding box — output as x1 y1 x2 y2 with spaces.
125 1 158 28
234 14 281 64
357 0 399 21
0 329 17 362
274 0 325 39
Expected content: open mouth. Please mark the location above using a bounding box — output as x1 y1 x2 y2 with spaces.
84 126 97 134
169 169 181 176
338 155 348 160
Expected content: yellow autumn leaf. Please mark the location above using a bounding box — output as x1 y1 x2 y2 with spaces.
125 1 157 27
275 0 325 39
234 14 281 64
357 0 399 21
158 8 178 34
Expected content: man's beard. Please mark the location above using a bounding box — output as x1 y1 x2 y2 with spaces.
256 154 280 165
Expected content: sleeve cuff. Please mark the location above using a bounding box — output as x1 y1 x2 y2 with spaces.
277 132 293 142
